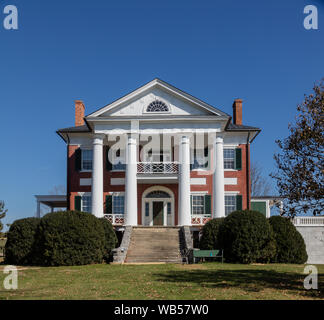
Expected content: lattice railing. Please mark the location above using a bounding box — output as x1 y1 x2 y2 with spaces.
191 215 212 225
137 162 179 174
293 217 324 226
104 214 125 225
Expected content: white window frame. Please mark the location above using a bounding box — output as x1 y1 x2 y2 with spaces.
81 148 93 172
191 194 205 215
225 194 237 216
223 148 236 171
80 192 92 213
112 192 125 215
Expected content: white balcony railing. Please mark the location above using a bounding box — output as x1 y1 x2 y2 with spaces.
137 162 179 174
191 215 212 225
293 217 324 227
104 214 125 225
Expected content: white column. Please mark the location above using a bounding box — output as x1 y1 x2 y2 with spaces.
178 135 191 226
91 134 104 218
213 134 225 218
125 136 138 226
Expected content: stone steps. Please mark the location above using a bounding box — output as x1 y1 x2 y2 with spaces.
125 227 183 263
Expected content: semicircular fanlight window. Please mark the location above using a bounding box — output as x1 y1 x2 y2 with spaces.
146 100 169 112
145 191 171 198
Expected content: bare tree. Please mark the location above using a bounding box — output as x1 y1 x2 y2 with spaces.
250 162 273 196
49 185 66 195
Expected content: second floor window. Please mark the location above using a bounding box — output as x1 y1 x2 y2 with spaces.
191 148 208 170
112 149 126 171
224 149 235 169
82 149 93 170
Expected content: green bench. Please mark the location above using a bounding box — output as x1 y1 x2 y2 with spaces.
193 249 224 263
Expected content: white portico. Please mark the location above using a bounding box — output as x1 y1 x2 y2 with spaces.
56 78 260 227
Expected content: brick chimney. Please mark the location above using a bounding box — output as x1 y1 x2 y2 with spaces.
75 100 85 127
232 99 243 125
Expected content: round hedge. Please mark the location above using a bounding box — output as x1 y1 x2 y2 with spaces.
34 211 106 266
5 217 41 265
100 217 118 262
218 210 276 264
269 216 308 264
199 218 225 250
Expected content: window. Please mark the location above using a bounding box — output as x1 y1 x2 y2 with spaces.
113 195 125 214
225 195 236 216
191 148 208 170
145 202 150 217
82 149 93 170
224 149 235 169
146 191 171 198
111 149 126 171
192 195 205 215
82 196 92 213
146 100 169 112
167 203 171 215
112 161 126 171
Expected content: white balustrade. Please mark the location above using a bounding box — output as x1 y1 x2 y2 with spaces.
293 217 324 226
191 215 212 225
137 162 179 174
104 214 125 225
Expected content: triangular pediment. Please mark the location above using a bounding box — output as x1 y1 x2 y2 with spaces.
86 79 229 119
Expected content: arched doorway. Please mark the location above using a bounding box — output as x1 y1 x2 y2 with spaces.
142 186 175 226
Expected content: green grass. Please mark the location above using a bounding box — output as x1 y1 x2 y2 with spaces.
0 263 323 300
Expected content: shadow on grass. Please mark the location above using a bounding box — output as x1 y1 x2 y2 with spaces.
153 267 324 299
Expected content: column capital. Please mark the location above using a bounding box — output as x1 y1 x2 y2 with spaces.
214 134 224 144
93 134 105 145
180 135 191 144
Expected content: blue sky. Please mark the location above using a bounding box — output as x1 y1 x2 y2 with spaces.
0 0 323 227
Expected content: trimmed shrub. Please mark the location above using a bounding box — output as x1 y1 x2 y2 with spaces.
218 210 276 264
199 218 225 250
5 217 41 265
100 218 118 262
269 216 308 264
34 211 106 266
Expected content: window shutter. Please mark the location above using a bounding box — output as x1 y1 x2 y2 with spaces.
236 195 243 211
75 196 81 211
106 147 112 171
235 148 242 170
204 195 211 216
75 148 82 172
106 195 113 214
190 195 193 214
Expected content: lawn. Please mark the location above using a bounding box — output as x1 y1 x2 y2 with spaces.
0 262 323 300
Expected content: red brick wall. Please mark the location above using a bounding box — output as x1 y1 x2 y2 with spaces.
67 143 250 217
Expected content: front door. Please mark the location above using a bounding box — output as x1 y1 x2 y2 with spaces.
153 202 164 226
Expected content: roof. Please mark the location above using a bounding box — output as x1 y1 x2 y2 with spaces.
226 123 261 131
56 125 90 133
35 195 67 208
86 78 231 118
